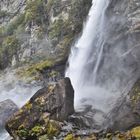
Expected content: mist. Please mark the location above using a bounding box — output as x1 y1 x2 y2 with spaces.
66 0 140 122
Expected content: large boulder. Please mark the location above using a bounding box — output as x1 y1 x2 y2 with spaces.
0 99 18 128
5 78 74 139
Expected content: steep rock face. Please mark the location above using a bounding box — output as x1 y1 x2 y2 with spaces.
97 0 140 131
5 78 74 139
0 0 25 24
92 0 140 132
106 79 140 131
0 0 92 70
91 0 140 92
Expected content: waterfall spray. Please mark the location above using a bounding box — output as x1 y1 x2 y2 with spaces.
66 0 139 118
66 0 109 111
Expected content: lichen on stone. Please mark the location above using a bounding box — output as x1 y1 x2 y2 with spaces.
30 125 45 137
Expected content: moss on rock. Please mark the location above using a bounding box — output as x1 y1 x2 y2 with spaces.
6 78 74 139
16 59 54 81
46 120 61 138
130 126 140 138
130 80 140 104
30 125 45 137
64 134 76 140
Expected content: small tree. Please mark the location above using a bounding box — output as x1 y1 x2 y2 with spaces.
1 36 20 68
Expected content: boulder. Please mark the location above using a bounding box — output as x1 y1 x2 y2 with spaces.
0 99 18 128
5 78 74 139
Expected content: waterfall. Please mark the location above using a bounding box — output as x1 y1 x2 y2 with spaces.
66 0 110 111
66 0 140 117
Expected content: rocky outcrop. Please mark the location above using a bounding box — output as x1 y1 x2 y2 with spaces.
106 79 140 131
5 78 74 139
0 0 92 70
62 126 140 140
0 99 18 128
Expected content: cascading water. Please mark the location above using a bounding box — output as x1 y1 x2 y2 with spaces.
66 0 110 111
66 0 140 125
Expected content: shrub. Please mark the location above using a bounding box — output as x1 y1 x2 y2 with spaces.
2 35 20 55
25 0 47 25
0 35 20 68
5 14 25 35
0 10 9 19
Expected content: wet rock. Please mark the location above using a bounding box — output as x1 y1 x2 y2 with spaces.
38 58 67 85
0 99 18 128
68 105 105 130
106 79 140 131
5 77 74 139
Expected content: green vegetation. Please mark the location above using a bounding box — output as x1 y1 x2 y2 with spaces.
48 0 92 59
2 35 20 54
130 80 140 104
25 0 47 26
0 0 49 69
30 125 44 136
46 0 54 12
48 19 64 39
0 10 9 19
17 127 29 138
47 120 60 138
25 101 32 110
0 13 24 69
39 134 49 140
5 14 25 35
16 59 54 81
64 134 75 140
0 11 25 37
0 35 20 68
0 0 92 74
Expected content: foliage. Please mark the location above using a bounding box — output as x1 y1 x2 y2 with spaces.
0 26 5 37
5 14 25 35
36 26 45 39
25 0 47 25
46 0 54 12
0 10 9 18
2 35 20 54
0 35 20 68
30 125 44 136
17 127 29 138
130 126 140 138
25 101 32 110
16 59 54 80
0 0 92 72
39 134 49 140
47 120 60 138
48 19 64 39
64 134 75 140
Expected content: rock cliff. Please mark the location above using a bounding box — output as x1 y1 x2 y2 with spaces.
0 0 92 72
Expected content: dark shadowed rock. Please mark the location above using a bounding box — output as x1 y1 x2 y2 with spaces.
68 105 105 130
5 78 74 139
0 99 18 128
